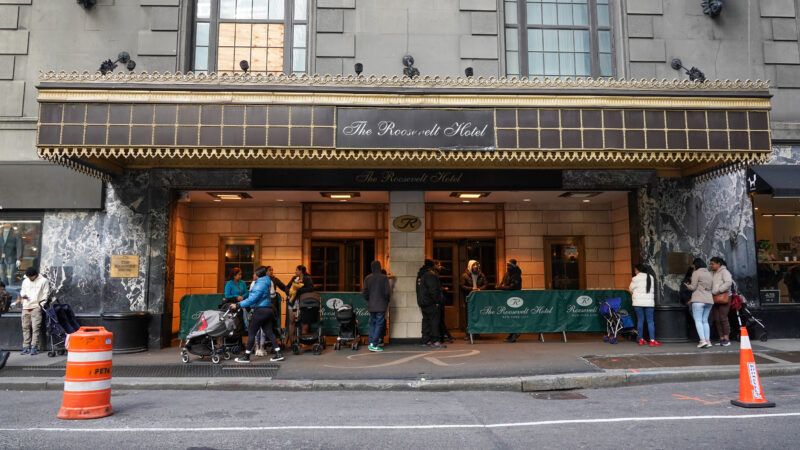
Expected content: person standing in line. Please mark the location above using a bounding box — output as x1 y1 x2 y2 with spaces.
460 260 487 341
234 266 284 363
17 267 50 356
286 265 315 337
709 256 733 347
416 259 445 349
363 260 391 352
629 264 661 347
685 258 714 349
497 259 523 343
224 267 248 302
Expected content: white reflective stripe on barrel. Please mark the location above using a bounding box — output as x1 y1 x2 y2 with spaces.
66 351 113 362
63 380 112 392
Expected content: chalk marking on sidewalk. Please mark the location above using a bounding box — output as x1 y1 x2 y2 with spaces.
322 350 481 369
2 412 800 432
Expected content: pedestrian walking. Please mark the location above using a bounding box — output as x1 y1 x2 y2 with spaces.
460 260 487 341
362 260 391 352
233 266 284 363
416 259 445 349
497 259 523 343
629 263 661 346
17 267 50 356
685 258 714 349
709 256 733 347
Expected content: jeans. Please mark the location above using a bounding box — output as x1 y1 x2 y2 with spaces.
691 303 713 342
634 306 655 341
368 312 386 346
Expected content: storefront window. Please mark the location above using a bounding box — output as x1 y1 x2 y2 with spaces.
219 238 260 289
193 0 308 75
504 0 614 78
310 240 374 292
753 194 800 304
0 214 43 296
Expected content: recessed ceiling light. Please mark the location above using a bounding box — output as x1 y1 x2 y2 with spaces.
339 199 348 202
207 192 252 201
582 199 591 203
451 192 490 199
754 207 759 210
321 192 360 199
213 199 222 202
462 200 471 203
276 199 284 202
559 192 601 199
523 198 531 202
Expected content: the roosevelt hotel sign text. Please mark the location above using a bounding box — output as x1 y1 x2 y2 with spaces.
337 108 495 150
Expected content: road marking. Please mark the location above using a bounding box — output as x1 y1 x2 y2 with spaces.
754 352 793 364
2 412 800 432
672 394 727 405
322 350 481 369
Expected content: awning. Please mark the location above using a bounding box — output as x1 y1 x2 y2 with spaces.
747 165 800 197
35 73 774 180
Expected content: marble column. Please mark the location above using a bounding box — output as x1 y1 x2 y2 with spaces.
387 191 425 339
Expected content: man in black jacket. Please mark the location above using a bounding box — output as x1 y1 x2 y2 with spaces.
416 259 445 349
498 259 523 343
363 260 391 352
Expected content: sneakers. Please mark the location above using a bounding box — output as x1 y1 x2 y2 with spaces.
697 341 708 348
649 340 662 347
368 344 383 352
720 339 731 347
269 351 285 362
29 347 39 356
429 341 445 349
235 353 251 363
638 339 646 346
19 347 30 355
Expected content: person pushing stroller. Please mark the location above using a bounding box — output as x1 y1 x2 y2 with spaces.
233 266 284 363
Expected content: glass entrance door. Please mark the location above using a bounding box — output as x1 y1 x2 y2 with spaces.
310 239 375 292
433 239 497 331
544 237 585 290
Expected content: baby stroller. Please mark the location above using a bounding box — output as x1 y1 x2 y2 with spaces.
290 292 326 355
218 299 246 355
180 305 237 364
730 290 768 342
332 303 360 351
40 298 80 357
599 297 637 344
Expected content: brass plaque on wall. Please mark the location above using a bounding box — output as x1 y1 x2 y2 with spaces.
392 215 422 232
110 255 140 278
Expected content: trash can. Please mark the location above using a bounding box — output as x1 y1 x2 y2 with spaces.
100 312 151 353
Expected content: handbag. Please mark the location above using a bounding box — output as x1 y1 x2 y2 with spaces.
713 291 730 304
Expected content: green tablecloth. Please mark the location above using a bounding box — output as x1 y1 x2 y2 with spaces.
320 292 371 336
178 294 225 339
466 290 632 334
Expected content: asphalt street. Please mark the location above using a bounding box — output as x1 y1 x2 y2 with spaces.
2 375 799 449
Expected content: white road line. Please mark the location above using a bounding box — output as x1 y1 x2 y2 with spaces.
1 412 799 432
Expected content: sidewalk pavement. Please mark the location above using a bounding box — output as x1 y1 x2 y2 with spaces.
2 334 800 392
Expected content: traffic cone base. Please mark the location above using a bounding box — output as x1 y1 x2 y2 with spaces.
731 326 775 409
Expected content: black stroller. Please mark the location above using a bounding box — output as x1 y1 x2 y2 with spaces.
219 299 246 355
332 303 360 351
40 298 80 357
730 290 768 342
290 292 326 355
180 305 237 364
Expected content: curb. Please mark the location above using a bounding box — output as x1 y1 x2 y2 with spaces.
1 365 799 392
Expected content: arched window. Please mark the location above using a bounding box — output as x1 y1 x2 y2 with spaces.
193 0 308 75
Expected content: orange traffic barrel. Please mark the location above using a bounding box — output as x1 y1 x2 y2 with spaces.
57 326 114 420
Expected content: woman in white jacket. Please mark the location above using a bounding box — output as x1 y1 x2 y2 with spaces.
629 264 661 347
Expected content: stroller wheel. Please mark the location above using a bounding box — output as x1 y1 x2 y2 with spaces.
223 351 232 360
57 349 66 356
609 337 618 344
211 354 221 364
47 351 56 357
181 352 190 364
760 332 769 342
312 344 321 355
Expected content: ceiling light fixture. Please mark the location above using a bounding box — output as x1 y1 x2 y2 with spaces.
276 199 284 202
559 192 601 199
207 192 252 201
523 198 531 202
321 192 361 199
582 199 591 203
450 192 490 199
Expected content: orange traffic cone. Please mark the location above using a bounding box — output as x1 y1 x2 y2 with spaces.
57 327 114 420
731 326 775 408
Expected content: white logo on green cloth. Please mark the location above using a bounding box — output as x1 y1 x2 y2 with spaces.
506 297 524 308
326 298 344 310
576 295 593 307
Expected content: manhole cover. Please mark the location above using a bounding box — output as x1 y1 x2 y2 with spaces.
0 364 279 378
531 391 587 400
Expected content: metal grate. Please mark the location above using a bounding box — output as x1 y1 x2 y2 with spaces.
0 364 279 378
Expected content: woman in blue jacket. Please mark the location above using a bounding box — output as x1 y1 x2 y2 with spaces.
224 267 248 302
234 266 284 363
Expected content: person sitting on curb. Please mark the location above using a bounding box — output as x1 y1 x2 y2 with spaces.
498 259 523 343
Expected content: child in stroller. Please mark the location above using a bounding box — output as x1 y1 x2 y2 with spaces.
599 297 637 344
180 304 238 364
332 302 360 351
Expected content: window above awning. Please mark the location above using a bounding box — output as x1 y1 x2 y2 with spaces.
35 73 774 180
747 165 800 198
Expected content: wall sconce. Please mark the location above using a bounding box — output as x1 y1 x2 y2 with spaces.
464 67 474 77
701 0 723 18
355 62 363 76
76 0 97 9
670 58 706 82
402 55 420 79
99 51 136 75
239 60 250 73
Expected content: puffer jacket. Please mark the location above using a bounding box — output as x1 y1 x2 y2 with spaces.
711 265 733 295
629 272 655 307
686 267 713 304
239 275 273 309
